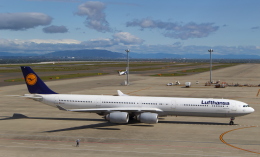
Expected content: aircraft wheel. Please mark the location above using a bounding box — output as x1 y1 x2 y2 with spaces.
229 121 234 125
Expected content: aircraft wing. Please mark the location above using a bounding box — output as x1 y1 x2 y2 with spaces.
57 105 163 113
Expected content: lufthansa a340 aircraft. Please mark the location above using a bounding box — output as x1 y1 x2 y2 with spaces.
20 66 254 125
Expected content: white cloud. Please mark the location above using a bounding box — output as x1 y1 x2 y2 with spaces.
0 39 83 53
82 38 115 47
0 35 259 56
113 32 144 45
75 1 111 32
139 19 155 28
5 39 81 44
126 18 219 40
82 32 144 47
0 12 52 30
29 39 81 44
0 32 143 53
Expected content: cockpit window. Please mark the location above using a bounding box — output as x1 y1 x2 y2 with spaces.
243 105 250 107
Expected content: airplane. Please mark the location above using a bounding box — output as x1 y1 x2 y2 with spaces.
118 68 128 75
20 66 254 125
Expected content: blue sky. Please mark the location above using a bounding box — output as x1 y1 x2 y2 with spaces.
0 0 260 56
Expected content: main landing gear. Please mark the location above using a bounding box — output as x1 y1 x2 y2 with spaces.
229 117 235 125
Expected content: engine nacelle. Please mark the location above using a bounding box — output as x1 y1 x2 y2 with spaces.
105 112 129 124
137 112 158 124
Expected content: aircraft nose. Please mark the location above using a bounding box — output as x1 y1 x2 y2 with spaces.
249 107 255 113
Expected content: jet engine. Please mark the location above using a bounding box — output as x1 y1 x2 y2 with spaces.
105 112 129 124
137 112 158 124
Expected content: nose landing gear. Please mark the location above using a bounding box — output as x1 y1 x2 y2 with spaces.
229 117 235 125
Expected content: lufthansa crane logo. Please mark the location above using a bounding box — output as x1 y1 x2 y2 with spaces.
26 73 37 86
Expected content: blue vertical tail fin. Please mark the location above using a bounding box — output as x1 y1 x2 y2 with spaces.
21 66 58 94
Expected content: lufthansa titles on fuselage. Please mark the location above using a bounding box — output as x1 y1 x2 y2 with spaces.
201 100 230 105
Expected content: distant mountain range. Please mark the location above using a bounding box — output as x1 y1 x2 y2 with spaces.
42 49 126 59
1 49 260 59
0 52 38 56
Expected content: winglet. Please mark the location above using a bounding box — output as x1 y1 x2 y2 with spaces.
117 90 129 96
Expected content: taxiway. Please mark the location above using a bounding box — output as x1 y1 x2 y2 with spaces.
0 64 259 157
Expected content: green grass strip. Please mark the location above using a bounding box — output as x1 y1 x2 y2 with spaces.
150 73 187 77
4 73 109 82
178 63 239 73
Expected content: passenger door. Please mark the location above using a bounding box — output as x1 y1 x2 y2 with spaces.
230 102 237 111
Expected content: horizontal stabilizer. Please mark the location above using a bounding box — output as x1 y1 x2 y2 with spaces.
21 94 43 99
6 94 42 99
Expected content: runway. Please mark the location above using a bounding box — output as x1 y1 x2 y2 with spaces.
0 63 259 157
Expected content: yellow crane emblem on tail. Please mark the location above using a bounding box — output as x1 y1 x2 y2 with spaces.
26 73 37 86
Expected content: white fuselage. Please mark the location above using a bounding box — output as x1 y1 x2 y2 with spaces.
38 94 254 118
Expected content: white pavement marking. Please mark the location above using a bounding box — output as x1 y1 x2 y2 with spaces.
188 150 204 153
215 151 230 153
163 149 176 151
58 144 71 146
34 143 47 145
134 147 149 149
11 142 24 145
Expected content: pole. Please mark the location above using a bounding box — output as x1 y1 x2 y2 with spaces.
125 49 130 85
208 49 213 83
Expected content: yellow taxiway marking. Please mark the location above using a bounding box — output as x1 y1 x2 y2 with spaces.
256 89 260 96
219 126 259 154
